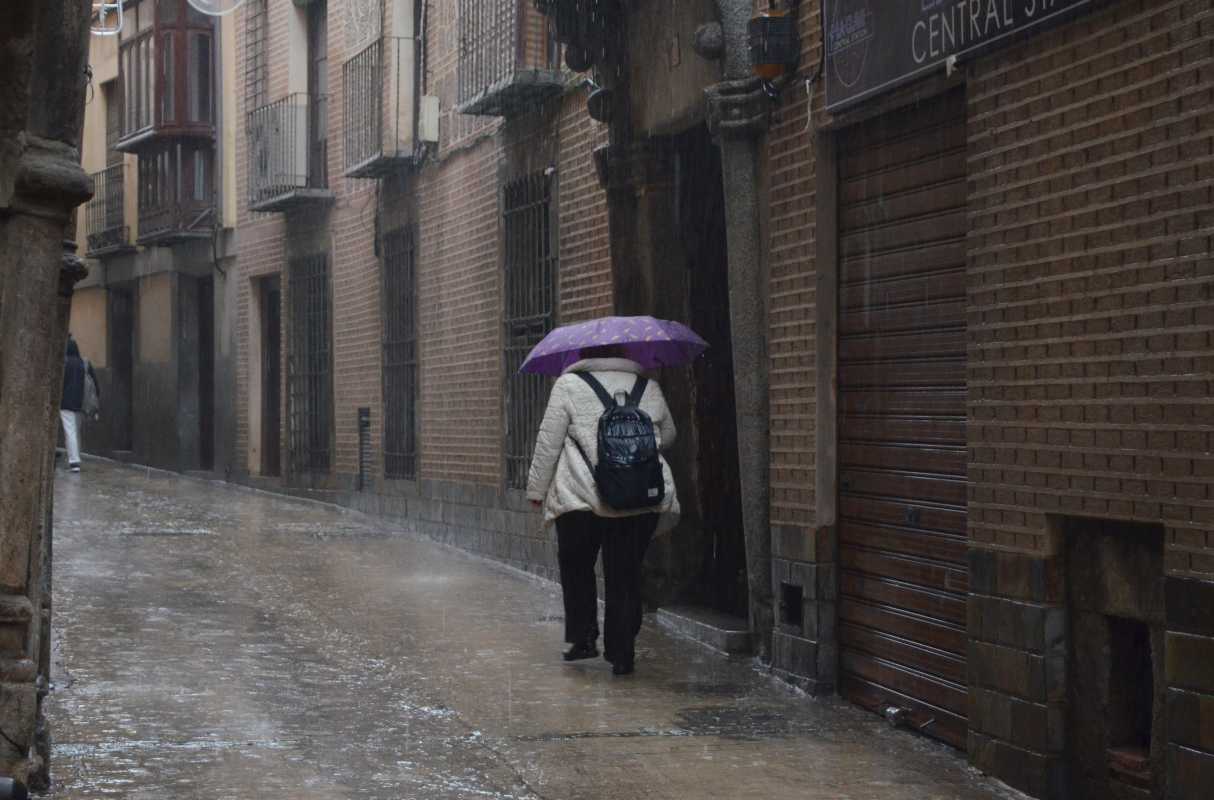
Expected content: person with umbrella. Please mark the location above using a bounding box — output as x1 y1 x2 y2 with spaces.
524 316 705 675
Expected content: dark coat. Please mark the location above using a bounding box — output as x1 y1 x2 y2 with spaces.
61 340 99 412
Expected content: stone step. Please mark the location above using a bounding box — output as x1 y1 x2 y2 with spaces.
656 605 752 656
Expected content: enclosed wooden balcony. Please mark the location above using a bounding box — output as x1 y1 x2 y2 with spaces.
135 140 215 246
115 0 216 154
456 0 565 116
247 93 333 212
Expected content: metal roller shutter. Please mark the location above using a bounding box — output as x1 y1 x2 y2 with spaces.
836 88 969 749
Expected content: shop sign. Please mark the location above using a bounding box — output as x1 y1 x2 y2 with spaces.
824 0 1091 111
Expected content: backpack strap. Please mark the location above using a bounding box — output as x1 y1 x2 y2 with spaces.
574 371 615 409
628 376 649 407
569 434 595 470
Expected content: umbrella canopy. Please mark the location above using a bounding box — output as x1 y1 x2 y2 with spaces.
520 316 708 376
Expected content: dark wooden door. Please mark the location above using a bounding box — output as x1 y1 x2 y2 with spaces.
108 287 135 451
836 88 969 749
261 276 282 477
198 276 214 471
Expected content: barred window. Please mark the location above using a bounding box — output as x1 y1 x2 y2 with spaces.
243 0 268 112
382 226 419 481
104 81 123 166
503 173 556 490
288 252 333 475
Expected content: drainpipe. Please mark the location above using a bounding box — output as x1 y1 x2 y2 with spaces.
702 1 775 661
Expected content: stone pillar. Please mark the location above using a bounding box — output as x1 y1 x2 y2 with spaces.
702 0 775 661
0 0 94 786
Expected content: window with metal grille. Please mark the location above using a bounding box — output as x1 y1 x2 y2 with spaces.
382 225 418 481
103 80 122 166
288 252 333 475
243 0 268 112
503 173 556 490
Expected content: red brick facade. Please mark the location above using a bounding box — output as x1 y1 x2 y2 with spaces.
233 0 611 558
966 0 1214 577
757 1 1214 796
766 1 824 535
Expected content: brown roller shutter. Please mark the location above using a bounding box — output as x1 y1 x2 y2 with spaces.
836 88 969 749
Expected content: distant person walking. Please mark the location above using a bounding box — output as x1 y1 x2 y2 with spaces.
527 344 681 676
61 336 100 473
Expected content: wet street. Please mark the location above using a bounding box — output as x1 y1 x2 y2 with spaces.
46 460 1022 800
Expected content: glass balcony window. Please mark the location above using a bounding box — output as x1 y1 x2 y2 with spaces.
117 0 215 152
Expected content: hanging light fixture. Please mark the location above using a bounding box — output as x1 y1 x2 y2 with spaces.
748 7 799 80
90 2 123 36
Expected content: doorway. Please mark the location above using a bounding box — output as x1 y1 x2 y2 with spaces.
260 276 282 477
198 276 215 471
675 125 747 617
107 286 135 452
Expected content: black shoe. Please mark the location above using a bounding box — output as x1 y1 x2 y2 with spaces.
563 642 599 661
611 660 634 676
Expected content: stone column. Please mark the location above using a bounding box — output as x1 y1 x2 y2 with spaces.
0 0 94 786
702 0 775 661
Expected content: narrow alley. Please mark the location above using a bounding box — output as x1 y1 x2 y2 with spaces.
46 459 1019 800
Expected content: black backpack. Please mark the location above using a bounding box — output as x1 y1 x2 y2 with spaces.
570 372 666 511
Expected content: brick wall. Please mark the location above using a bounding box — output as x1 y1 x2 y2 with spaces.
964 2 1214 796
230 0 614 581
766 1 823 535
556 92 612 322
763 0 830 689
415 142 505 484
966 0 1214 577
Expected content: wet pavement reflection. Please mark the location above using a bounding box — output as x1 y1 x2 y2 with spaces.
46 460 1024 799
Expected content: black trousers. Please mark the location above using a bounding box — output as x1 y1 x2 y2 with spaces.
556 511 657 665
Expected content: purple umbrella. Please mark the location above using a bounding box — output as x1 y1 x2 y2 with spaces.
520 316 709 376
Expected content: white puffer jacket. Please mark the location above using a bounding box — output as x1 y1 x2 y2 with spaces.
526 358 681 533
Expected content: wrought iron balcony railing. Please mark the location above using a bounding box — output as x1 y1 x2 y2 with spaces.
457 0 564 116
344 37 420 178
247 93 332 212
138 197 214 245
86 164 133 256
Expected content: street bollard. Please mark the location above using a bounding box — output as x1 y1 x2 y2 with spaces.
0 778 29 800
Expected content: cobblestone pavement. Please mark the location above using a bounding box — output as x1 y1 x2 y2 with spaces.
45 459 1025 800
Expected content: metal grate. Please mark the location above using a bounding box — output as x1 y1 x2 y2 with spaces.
247 92 329 208
288 252 333 475
503 173 556 490
382 226 418 480
344 38 384 175
458 0 518 107
343 36 416 176
86 164 129 254
243 0 268 113
457 0 563 114
357 407 372 490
